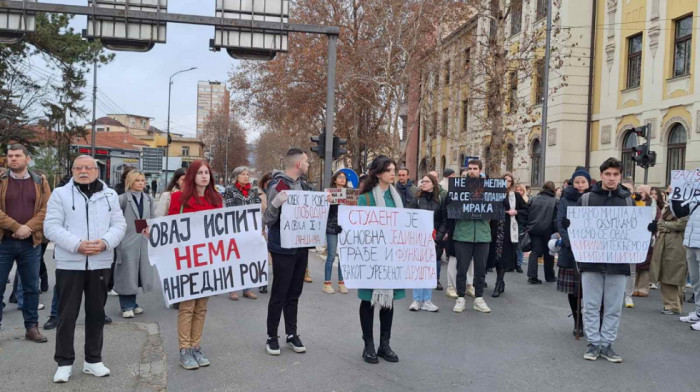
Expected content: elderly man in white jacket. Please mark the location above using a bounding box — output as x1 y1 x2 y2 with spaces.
44 155 126 383
671 194 700 331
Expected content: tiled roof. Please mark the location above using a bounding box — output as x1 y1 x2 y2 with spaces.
73 132 148 151
91 117 126 127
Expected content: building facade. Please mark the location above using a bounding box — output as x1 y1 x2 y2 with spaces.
196 81 229 138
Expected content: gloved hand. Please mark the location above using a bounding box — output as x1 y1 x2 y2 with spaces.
556 239 562 247
270 191 288 208
647 221 657 234
337 225 343 234
562 217 571 229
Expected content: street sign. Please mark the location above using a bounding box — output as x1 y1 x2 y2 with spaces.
142 147 164 173
85 0 167 52
211 0 289 60
0 0 34 44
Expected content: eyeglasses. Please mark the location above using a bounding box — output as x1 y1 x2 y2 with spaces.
72 166 96 171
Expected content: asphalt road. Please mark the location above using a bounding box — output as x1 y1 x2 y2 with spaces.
1 249 699 392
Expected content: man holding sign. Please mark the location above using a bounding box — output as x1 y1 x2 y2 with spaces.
564 157 655 363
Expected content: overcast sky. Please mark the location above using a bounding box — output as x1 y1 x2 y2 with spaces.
36 1 246 138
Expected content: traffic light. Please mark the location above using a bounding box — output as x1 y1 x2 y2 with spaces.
647 150 657 167
332 136 347 159
631 144 647 165
630 124 657 169
310 130 326 159
632 124 648 139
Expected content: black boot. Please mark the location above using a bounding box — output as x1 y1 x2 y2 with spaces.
377 334 399 363
491 281 505 297
362 340 379 364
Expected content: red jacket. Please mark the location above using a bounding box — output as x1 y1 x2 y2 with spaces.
167 191 221 215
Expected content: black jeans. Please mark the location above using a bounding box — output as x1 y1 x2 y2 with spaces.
455 242 489 298
266 249 308 337
54 268 110 366
359 300 393 342
527 234 555 281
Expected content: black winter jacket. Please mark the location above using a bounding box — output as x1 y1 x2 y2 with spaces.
556 186 587 268
526 190 558 236
408 192 442 233
575 182 632 275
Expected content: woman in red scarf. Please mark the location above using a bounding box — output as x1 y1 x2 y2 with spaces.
167 160 223 370
223 166 262 300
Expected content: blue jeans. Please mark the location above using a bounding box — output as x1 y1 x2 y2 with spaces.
0 238 41 329
581 272 627 346
118 294 138 311
324 233 343 282
50 284 59 318
517 248 524 267
413 289 432 302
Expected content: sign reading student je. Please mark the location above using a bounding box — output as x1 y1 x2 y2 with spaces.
337 206 437 289
146 205 268 305
669 169 700 204
280 191 330 248
447 177 507 220
567 206 655 264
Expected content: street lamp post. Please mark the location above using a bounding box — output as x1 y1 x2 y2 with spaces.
164 66 197 186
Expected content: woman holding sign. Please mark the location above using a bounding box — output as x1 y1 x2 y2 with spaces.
357 155 404 364
407 174 442 312
323 171 349 294
114 170 155 319
167 160 223 370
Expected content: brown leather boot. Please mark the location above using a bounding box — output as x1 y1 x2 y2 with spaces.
25 325 48 343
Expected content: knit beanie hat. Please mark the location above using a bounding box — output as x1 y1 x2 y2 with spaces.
570 167 591 185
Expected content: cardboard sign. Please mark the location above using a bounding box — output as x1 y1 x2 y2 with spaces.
146 205 268 305
337 206 437 289
280 191 330 248
447 177 507 220
669 169 700 204
326 188 361 205
567 206 655 264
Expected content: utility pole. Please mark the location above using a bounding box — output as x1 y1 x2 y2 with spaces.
539 0 552 186
165 67 196 185
90 58 97 157
323 35 338 189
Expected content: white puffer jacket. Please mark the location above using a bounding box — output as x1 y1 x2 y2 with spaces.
670 199 700 248
44 179 126 270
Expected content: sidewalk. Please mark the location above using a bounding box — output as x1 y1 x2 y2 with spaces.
0 321 166 392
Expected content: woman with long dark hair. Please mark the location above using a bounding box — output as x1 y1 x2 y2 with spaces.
487 173 527 297
323 170 349 294
357 155 404 364
407 174 441 312
167 160 223 370
155 168 187 217
525 181 558 284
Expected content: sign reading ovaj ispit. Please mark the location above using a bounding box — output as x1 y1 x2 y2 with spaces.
337 206 437 289
147 205 268 305
567 206 655 264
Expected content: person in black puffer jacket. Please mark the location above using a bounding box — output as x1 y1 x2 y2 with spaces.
323 171 349 295
525 181 558 284
556 168 592 337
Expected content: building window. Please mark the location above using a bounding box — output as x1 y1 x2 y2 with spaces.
459 153 466 168
464 48 471 75
507 144 515 173
182 146 190 157
511 0 522 35
462 100 469 133
535 59 545 104
441 156 447 173
673 15 693 77
106 127 110 132
621 131 638 181
431 113 438 138
442 108 449 135
489 17 497 42
536 0 547 20
484 146 492 173
509 71 518 113
444 61 451 85
666 124 687 183
626 34 642 89
530 139 541 185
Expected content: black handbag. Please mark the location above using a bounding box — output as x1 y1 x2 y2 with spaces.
519 231 532 253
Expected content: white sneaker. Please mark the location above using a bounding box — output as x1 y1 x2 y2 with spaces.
107 290 118 296
53 366 72 383
473 297 491 313
453 297 466 313
624 296 634 308
445 287 458 299
408 301 421 311
650 283 659 290
686 283 693 288
466 285 476 298
133 307 144 314
38 303 45 310
122 310 134 318
691 321 700 331
83 362 110 377
420 301 439 312
680 311 700 323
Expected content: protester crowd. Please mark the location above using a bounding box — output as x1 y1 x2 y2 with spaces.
1 143 699 384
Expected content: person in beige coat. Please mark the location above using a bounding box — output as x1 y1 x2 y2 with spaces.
650 205 688 315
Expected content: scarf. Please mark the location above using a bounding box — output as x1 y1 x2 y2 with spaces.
236 182 251 197
508 191 519 243
370 184 403 309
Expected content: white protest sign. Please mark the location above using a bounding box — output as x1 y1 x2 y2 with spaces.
337 205 437 289
669 169 700 204
147 205 268 305
280 191 330 248
567 206 655 264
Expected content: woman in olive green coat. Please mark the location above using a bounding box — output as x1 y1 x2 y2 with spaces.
356 155 405 365
650 205 688 314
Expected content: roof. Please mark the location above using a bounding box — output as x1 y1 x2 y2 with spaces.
73 132 148 151
106 113 153 119
91 117 125 127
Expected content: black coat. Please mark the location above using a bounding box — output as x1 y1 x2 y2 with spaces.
575 182 632 276
326 204 342 234
526 190 558 236
408 192 442 232
488 191 528 269
556 186 587 269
